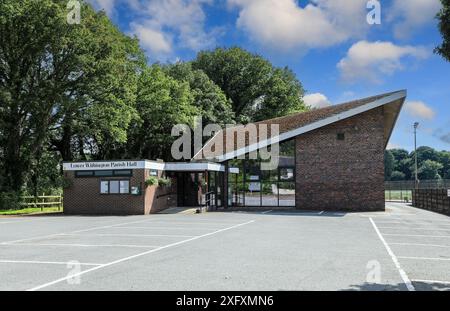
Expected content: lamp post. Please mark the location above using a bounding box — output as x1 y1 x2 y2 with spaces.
414 122 419 188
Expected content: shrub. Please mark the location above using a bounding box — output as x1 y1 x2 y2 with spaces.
145 176 159 187
0 192 21 210
158 177 172 187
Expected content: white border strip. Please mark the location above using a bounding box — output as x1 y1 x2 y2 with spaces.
369 218 415 291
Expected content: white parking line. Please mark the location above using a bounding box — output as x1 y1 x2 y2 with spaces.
27 220 256 291
261 210 272 214
378 227 450 231
0 218 158 245
61 233 196 238
369 218 415 291
318 211 324 215
383 234 450 238
111 226 220 230
0 260 101 266
398 256 450 261
0 243 161 248
389 242 450 248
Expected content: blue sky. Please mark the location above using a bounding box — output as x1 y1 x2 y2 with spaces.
87 0 450 152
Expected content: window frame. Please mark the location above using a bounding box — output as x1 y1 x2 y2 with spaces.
99 179 131 195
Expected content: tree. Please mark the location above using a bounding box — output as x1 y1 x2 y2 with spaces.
417 160 443 180
163 62 235 127
125 65 199 160
192 47 306 123
435 0 450 61
0 0 143 191
384 150 395 180
390 171 406 181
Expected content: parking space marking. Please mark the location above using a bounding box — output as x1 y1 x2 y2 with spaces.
398 256 450 261
383 233 450 238
0 243 161 248
369 218 415 291
27 220 255 291
0 260 101 266
318 211 324 215
0 218 159 245
60 233 196 238
111 226 222 231
378 227 450 232
261 210 272 214
389 242 450 248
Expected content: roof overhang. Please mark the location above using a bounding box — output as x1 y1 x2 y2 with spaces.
199 90 406 163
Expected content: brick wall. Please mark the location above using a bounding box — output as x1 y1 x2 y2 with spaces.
295 107 385 211
64 169 176 215
64 169 146 215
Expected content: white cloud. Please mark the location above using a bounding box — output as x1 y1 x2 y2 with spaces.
337 40 429 83
303 93 332 109
228 0 368 51
387 142 402 150
389 0 442 39
404 101 436 120
129 22 172 55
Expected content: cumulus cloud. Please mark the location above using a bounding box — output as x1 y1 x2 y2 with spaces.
129 22 172 55
337 40 429 83
228 0 368 51
387 142 402 150
404 101 436 120
88 0 218 60
388 0 442 39
303 93 332 109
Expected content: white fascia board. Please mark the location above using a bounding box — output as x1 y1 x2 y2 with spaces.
164 162 225 172
215 91 406 162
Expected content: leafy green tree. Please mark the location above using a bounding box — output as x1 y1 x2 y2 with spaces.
417 160 443 180
437 150 450 178
384 150 395 180
435 0 450 61
163 62 235 126
0 0 143 191
390 171 406 181
125 65 199 160
192 47 306 123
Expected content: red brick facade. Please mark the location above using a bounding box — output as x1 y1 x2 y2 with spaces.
63 169 177 215
295 107 385 211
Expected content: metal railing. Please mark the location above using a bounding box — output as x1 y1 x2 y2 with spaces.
385 179 450 203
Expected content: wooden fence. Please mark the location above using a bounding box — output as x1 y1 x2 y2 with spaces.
412 189 450 216
20 194 63 211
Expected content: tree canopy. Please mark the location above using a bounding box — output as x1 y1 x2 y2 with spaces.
435 0 450 61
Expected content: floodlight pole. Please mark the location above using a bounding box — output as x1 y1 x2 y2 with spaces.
414 122 419 189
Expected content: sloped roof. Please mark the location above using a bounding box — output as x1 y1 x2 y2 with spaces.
193 90 406 162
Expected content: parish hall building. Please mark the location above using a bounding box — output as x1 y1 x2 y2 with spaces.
62 90 406 215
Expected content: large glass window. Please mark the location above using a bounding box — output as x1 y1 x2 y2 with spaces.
228 139 296 208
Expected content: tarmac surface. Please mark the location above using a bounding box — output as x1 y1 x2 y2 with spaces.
0 203 449 291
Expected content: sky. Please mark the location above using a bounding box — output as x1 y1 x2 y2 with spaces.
86 0 450 152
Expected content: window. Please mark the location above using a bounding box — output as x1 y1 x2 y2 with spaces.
280 168 294 181
75 171 94 177
100 181 109 194
337 132 345 140
149 169 158 176
100 180 131 195
95 170 114 177
114 170 132 177
119 180 130 194
109 181 119 194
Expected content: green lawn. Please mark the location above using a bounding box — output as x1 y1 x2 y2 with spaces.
385 190 412 201
0 207 62 215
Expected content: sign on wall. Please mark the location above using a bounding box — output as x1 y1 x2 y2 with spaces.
63 161 145 171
